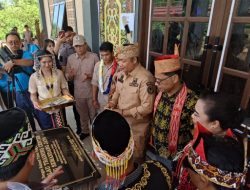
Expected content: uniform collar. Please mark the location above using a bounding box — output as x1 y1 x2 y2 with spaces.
103 59 114 70
75 51 89 60
121 164 143 188
128 63 140 77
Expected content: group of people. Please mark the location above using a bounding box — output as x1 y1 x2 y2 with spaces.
10 25 38 53
0 24 249 190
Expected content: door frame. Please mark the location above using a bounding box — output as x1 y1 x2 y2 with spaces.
140 0 250 110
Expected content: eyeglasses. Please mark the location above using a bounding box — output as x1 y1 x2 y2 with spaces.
155 74 175 84
7 41 19 46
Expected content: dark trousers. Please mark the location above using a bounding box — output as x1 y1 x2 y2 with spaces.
35 109 53 130
0 90 13 109
1 89 36 131
16 90 36 131
35 109 65 130
68 82 81 131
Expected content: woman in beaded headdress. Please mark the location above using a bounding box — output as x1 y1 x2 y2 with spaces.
29 50 72 129
43 39 62 70
175 91 247 190
184 135 247 190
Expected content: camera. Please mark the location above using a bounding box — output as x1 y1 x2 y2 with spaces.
0 45 23 74
58 30 65 38
0 45 22 66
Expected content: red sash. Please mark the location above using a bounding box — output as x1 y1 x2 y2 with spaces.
154 83 188 154
175 123 236 181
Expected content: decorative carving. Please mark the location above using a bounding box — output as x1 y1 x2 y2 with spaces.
104 0 121 47
99 0 135 50
35 19 44 48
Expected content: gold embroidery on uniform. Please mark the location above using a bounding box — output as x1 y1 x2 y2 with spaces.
126 161 172 190
125 163 150 190
152 161 172 190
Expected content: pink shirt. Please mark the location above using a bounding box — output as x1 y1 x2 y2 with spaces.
66 52 99 98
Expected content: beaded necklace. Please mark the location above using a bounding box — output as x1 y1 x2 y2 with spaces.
41 71 54 97
98 59 117 95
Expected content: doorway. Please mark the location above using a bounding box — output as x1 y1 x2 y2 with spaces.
146 0 250 124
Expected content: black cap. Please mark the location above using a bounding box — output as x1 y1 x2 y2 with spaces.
0 108 36 180
0 107 27 142
92 110 131 156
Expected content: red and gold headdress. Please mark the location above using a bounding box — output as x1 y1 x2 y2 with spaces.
175 122 248 189
187 138 248 189
154 44 180 74
116 43 139 59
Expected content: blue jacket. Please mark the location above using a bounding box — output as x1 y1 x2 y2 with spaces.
0 50 33 92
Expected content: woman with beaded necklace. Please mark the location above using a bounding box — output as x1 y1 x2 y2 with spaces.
29 50 72 129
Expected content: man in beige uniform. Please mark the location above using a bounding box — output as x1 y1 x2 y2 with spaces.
107 44 155 162
66 35 99 140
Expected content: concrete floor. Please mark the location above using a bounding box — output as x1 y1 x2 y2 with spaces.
64 106 105 189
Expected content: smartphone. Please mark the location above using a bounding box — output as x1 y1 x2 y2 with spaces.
58 30 65 38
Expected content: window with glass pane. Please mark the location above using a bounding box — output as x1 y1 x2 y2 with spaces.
150 21 165 53
51 3 66 39
166 22 184 54
57 3 65 33
153 0 168 7
182 64 201 92
220 74 246 106
170 0 186 17
185 22 208 61
190 0 212 17
152 0 167 18
225 24 250 72
51 4 59 38
237 0 250 16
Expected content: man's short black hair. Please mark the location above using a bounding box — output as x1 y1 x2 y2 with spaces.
5 32 21 41
100 41 113 52
24 24 28 28
63 26 74 32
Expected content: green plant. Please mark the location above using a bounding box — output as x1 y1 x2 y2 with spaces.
0 0 40 40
